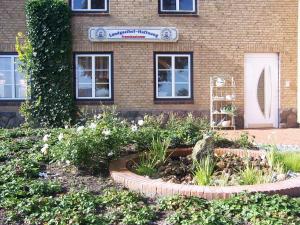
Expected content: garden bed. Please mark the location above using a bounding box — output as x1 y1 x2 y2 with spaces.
110 148 300 199
1 125 300 224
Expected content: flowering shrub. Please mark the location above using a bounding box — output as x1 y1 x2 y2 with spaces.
132 115 167 150
50 108 131 174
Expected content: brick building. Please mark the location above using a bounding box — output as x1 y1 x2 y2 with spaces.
0 0 298 128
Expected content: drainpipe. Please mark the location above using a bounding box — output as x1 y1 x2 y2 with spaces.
298 0 300 123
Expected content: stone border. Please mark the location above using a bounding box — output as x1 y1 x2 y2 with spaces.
109 148 300 199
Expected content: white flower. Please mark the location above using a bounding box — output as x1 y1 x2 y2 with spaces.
97 114 102 119
66 160 71 166
38 172 48 178
102 129 111 136
108 151 114 157
64 125 69 129
41 144 49 155
131 125 138 132
89 122 97 129
33 52 37 57
43 134 50 142
77 126 84 132
138 120 144 126
58 133 64 141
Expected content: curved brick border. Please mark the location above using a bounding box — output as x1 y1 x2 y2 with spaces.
109 148 300 199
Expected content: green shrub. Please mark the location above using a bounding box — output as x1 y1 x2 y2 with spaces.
193 156 215 185
133 113 209 150
266 146 300 172
239 164 264 185
135 137 170 176
234 132 256 149
16 0 76 128
165 113 209 147
50 108 131 174
266 145 279 169
277 151 300 172
135 163 157 177
133 115 166 150
214 132 256 149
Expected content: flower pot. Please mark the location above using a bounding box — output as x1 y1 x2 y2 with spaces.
221 120 231 127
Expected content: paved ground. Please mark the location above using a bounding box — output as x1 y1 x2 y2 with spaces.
219 128 300 146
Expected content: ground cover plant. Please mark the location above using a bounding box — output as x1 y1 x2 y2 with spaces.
0 124 300 224
159 193 300 225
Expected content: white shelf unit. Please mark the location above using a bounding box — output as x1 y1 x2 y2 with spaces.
210 76 236 130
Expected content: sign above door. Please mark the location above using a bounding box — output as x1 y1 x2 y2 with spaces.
88 27 178 42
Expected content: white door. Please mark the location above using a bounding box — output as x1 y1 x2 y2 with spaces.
244 53 279 128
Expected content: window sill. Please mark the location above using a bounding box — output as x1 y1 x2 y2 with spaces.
158 12 199 17
71 11 110 17
76 99 114 105
0 100 24 106
154 99 194 104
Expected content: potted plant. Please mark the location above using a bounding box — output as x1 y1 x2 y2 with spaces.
221 105 237 116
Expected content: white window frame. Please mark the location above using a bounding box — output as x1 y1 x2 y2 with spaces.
160 0 196 13
156 54 191 99
76 54 112 100
72 0 108 11
0 55 26 100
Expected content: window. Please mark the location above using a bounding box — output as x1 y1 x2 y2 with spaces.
160 0 196 13
75 54 112 100
72 0 108 12
155 53 192 99
0 55 26 100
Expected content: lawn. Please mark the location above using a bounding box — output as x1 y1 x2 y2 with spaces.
0 116 300 224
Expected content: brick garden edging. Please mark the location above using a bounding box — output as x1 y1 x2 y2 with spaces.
109 148 300 199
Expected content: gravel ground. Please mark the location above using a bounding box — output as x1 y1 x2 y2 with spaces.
258 144 300 152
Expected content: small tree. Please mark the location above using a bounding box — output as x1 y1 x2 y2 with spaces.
16 0 76 127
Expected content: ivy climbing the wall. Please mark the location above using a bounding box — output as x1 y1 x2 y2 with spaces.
16 0 76 128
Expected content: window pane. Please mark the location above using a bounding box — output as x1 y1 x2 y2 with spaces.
158 57 172 69
158 83 172 97
158 70 172 82
15 71 25 84
179 0 194 11
15 85 26 98
0 57 11 70
73 0 88 9
78 70 92 83
78 84 92 97
91 0 105 9
175 70 189 82
95 84 109 97
77 57 92 70
175 57 189 69
14 57 21 69
95 71 109 83
175 84 189 96
162 0 176 10
0 71 12 84
95 56 109 70
0 85 13 98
